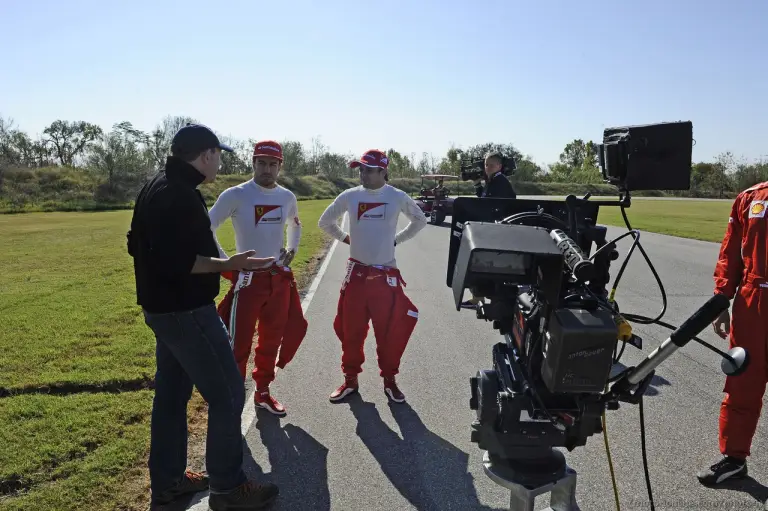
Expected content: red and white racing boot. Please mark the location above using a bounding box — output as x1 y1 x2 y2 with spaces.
384 377 405 403
329 375 359 402
254 388 286 417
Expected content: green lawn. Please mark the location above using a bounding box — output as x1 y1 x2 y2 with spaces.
597 198 731 243
0 199 332 511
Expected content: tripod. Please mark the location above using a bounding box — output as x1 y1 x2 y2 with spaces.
482 448 579 511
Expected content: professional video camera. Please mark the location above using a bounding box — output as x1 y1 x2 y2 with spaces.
460 154 517 182
446 121 750 510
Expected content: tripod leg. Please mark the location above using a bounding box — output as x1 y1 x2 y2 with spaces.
549 468 578 511
508 490 536 511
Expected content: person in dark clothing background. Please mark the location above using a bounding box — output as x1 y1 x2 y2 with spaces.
461 151 517 309
127 123 280 510
473 150 517 199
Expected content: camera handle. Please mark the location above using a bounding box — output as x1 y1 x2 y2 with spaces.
605 293 748 403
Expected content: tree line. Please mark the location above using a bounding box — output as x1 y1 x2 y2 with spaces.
1 113 767 204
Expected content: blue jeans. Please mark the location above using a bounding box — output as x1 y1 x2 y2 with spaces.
143 303 247 494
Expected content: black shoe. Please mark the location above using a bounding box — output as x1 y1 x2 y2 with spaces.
697 456 747 486
209 480 279 510
152 470 209 505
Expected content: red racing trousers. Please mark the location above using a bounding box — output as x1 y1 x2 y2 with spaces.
333 258 419 378
217 266 308 389
719 281 768 459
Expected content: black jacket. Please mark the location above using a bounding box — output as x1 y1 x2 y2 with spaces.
127 157 221 313
474 171 517 199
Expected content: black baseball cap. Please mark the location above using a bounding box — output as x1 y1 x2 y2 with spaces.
171 123 234 156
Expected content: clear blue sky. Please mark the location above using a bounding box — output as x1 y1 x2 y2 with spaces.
2 0 766 168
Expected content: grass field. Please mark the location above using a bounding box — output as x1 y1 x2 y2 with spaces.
0 196 733 510
596 198 731 243
0 199 333 511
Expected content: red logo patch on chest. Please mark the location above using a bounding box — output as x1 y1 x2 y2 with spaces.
357 202 387 220
254 205 282 225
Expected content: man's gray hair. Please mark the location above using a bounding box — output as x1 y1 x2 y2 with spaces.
485 151 504 164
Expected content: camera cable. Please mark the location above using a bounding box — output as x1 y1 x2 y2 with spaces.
607 206 668 325
574 203 670 511
597 204 666 511
607 205 734 360
603 372 622 511
596 200 741 511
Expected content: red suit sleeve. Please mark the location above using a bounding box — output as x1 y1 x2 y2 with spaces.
714 194 745 298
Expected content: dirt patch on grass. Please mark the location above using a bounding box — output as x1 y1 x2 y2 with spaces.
185 391 211 474
110 391 211 511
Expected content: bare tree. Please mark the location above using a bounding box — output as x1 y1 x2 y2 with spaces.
281 140 306 175
43 120 103 167
218 135 251 175
310 136 327 175
144 115 199 169
87 121 153 198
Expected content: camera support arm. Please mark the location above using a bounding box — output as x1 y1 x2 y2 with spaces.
564 192 631 239
604 293 747 404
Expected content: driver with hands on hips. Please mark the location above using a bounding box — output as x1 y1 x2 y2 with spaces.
208 140 308 418
318 149 427 404
699 180 768 486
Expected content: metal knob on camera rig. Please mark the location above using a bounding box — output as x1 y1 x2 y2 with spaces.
445 121 750 511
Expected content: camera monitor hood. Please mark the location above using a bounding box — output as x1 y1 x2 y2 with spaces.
447 196 601 289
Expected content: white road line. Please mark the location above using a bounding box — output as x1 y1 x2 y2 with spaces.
300 213 347 314
186 213 347 510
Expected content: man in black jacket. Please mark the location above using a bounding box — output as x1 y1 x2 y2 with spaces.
473 151 517 199
461 151 517 309
128 124 280 510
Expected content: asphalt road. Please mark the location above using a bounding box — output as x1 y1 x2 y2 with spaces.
187 210 768 511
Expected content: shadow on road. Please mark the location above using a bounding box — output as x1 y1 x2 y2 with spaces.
347 394 507 511
242 411 331 511
611 362 672 397
710 475 768 507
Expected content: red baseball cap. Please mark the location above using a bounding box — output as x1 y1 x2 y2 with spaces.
253 140 283 161
350 149 389 170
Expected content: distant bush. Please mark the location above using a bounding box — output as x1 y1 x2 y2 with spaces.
1 165 714 214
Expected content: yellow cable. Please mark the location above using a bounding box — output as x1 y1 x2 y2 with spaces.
602 409 621 510
604 293 622 509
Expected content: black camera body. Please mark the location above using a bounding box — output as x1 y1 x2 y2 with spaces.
449 205 620 466
460 155 517 182
447 120 696 487
459 160 485 182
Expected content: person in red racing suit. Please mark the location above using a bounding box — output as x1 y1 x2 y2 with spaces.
208 140 308 417
318 149 427 404
697 181 768 486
